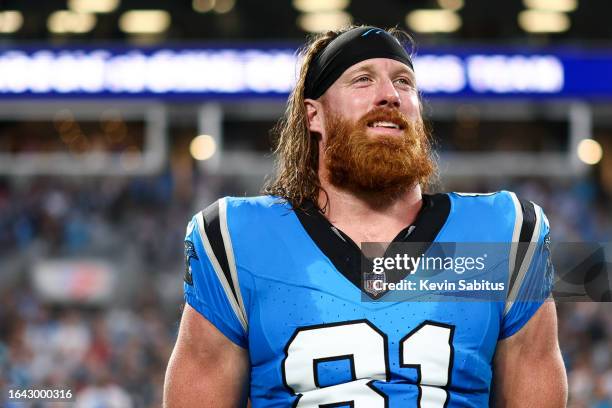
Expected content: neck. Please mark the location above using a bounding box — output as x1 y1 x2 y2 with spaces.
317 177 423 244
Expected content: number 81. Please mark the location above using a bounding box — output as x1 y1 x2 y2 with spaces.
282 319 454 408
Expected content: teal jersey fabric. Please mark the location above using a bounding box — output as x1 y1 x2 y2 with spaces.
183 192 553 407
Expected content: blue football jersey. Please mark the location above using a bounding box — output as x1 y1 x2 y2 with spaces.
183 191 553 407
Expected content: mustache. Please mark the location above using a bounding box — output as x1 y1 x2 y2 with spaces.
357 107 411 130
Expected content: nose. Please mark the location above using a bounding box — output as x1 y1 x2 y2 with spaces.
375 78 401 108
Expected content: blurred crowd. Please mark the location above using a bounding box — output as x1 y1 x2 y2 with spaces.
0 284 175 408
508 178 612 243
0 173 191 407
0 174 190 271
0 173 610 407
560 302 612 408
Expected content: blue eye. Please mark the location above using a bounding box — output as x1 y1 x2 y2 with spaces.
396 78 413 86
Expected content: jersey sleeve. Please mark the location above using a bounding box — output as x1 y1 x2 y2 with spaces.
500 199 554 339
183 200 248 348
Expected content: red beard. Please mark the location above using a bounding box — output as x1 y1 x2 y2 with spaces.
324 107 435 198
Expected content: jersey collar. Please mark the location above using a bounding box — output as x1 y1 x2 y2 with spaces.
293 194 451 299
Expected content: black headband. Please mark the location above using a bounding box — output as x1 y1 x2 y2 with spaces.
304 26 414 100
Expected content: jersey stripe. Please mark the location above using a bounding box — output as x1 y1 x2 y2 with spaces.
507 192 523 285
219 197 248 330
202 201 235 299
195 209 248 331
504 202 542 316
508 199 538 293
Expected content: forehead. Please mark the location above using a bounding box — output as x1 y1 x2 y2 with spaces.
341 58 414 78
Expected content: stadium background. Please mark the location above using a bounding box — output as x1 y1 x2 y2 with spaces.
0 0 610 407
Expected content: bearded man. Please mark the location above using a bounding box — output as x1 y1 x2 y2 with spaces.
164 26 567 407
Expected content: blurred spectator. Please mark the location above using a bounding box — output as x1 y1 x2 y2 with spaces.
0 283 178 408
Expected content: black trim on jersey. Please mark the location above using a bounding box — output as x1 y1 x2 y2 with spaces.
518 199 537 244
294 194 451 299
281 319 390 408
313 354 356 389
398 321 455 408
201 200 239 303
320 402 354 408
509 199 537 294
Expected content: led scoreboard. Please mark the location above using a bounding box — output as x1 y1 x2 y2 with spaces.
0 45 611 100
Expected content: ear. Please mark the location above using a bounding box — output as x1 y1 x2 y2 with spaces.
304 98 324 134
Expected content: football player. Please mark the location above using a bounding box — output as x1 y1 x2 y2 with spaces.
164 26 567 407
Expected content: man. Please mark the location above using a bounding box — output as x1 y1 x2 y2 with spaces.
164 26 567 407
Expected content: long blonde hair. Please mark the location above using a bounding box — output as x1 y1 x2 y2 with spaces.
263 26 420 210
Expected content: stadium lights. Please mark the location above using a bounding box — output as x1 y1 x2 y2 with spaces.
0 11 23 33
298 10 352 33
68 0 120 14
523 0 577 12
48 11 97 34
53 109 79 142
518 10 570 33
119 10 171 34
293 0 350 13
190 134 217 161
100 109 127 143
193 0 215 13
213 0 236 14
406 10 462 33
193 0 236 14
295 0 350 34
577 139 603 165
437 0 464 11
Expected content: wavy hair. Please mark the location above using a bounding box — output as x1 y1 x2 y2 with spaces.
262 26 422 210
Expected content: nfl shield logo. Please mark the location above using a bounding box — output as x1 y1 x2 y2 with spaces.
363 271 386 297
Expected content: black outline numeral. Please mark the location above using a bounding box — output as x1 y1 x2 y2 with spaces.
282 320 455 408
399 321 455 408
